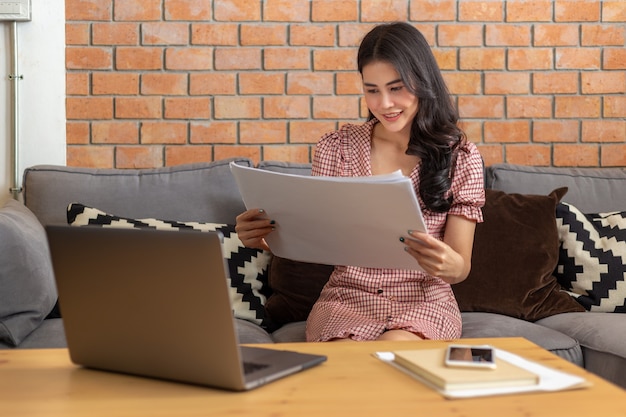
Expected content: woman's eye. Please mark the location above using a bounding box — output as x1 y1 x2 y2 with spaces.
366 89 378 94
390 86 403 92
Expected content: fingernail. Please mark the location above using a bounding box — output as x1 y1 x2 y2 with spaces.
270 220 276 225
259 209 265 213
407 230 414 236
399 237 405 242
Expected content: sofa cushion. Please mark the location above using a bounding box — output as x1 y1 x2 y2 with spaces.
23 158 253 227
554 202 626 313
0 200 57 346
452 188 585 321
265 256 334 326
67 203 274 330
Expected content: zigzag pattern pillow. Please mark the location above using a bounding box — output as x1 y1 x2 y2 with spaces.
554 202 626 313
67 203 274 329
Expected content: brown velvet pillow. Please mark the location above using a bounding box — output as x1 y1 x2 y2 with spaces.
264 256 334 326
452 187 585 321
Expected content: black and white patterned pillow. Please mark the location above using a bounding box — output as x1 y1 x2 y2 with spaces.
554 202 626 313
67 203 274 329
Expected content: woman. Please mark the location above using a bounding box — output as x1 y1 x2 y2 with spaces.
236 22 485 342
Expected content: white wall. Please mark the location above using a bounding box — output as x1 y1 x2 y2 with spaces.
0 0 65 205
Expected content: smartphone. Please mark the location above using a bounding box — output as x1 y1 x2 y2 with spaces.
444 344 496 369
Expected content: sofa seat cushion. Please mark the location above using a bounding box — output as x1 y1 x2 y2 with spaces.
461 312 583 366
0 318 67 349
555 202 626 313
452 188 585 321
67 203 274 330
536 312 626 388
0 200 58 347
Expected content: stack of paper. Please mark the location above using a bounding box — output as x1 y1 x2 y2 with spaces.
230 162 427 270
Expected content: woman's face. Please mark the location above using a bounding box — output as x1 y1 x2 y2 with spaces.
361 60 419 137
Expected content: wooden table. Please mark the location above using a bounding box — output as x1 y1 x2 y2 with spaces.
1 337 624 417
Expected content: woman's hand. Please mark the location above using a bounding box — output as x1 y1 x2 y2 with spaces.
400 215 476 284
235 209 275 252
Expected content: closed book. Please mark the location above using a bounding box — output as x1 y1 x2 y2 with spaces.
393 348 539 391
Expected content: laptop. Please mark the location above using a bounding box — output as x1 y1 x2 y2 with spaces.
45 225 326 391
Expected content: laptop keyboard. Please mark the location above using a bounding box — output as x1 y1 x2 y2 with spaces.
243 361 270 375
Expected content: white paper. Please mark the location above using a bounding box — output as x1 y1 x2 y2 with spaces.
230 162 427 270
374 349 588 399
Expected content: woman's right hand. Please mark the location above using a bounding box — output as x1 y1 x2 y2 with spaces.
235 209 275 252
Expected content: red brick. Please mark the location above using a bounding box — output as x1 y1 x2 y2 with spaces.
66 47 112 70
241 24 286 46
361 0 409 22
486 24 531 46
335 72 362 95
443 72 482 95
555 0 600 22
459 120 483 143
433 49 458 70
190 73 237 95
115 97 162 119
314 49 356 71
166 146 214 166
164 0 212 21
604 96 626 117
264 48 310 70
116 146 163 169
116 47 163 70
66 122 90 144
164 97 211 119
240 121 287 144
93 23 139 45
556 48 601 69
604 48 626 69
458 96 505 118
190 122 238 144
507 96 552 118
166 48 212 70
602 1 626 22
142 22 189 45
505 0 553 22
508 48 553 70
438 24 483 47
582 120 626 142
287 72 334 95
533 24 579 46
582 72 626 94
313 96 360 119
215 48 261 70
239 73 286 95
263 0 309 22
582 24 626 46
338 24 375 47
114 0 162 21
484 121 530 142
312 0 358 22
214 145 261 164
555 96 601 118
214 97 262 119
459 1 503 22
533 120 580 142
66 23 90 45
66 97 113 120
264 96 311 119
192 24 238 45
140 122 188 144
263 145 312 163
505 144 551 165
410 0 457 21
92 121 139 144
532 72 579 94
460 48 506 70
67 145 114 168
477 144 504 166
553 144 599 167
290 25 336 47
141 73 188 95
484 72 530 94
601 144 626 167
290 121 336 143
214 0 261 21
92 73 139 95
66 73 90 96
66 0 111 21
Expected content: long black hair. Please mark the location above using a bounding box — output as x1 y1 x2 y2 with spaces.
357 22 466 212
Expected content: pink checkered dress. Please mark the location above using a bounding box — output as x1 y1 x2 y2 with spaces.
305 119 485 342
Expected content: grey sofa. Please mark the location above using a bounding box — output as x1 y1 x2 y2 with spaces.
1 159 624 389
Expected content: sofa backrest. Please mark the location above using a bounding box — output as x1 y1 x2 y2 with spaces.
22 158 253 226
486 164 626 213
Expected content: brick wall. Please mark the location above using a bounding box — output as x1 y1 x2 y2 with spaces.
65 0 626 168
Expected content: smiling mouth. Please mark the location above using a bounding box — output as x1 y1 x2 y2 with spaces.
382 111 402 120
